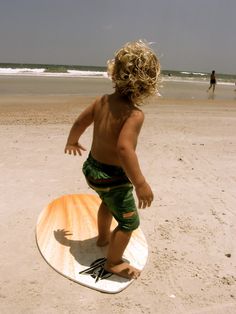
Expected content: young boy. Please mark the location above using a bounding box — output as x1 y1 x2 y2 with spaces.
65 40 160 279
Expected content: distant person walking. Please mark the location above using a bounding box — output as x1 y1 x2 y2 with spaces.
207 70 216 92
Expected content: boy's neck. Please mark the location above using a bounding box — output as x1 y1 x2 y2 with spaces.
112 91 133 105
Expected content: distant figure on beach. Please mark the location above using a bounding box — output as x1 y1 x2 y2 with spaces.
64 40 160 279
207 70 216 92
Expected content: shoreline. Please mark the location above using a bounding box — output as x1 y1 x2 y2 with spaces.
0 76 235 101
0 72 235 86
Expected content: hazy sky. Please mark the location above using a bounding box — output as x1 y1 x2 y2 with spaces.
0 0 235 73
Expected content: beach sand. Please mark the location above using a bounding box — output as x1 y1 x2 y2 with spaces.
0 77 236 313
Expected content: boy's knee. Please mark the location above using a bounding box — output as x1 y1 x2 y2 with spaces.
122 211 136 218
120 211 140 231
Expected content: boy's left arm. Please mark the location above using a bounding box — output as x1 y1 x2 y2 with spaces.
64 100 96 156
117 110 154 209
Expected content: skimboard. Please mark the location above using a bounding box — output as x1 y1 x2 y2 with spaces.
36 194 148 293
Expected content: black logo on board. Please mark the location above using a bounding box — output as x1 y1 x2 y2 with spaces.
79 258 113 283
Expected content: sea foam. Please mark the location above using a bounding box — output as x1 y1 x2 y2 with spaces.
0 67 108 78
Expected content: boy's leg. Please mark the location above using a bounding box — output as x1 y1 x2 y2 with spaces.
104 226 141 279
96 202 113 246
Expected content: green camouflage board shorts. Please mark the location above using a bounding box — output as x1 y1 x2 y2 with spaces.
83 153 140 231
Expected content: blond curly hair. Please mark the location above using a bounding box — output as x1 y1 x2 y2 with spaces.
107 40 160 104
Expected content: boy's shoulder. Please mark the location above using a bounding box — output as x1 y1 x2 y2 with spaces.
129 107 144 122
122 106 144 129
93 94 108 107
91 95 106 112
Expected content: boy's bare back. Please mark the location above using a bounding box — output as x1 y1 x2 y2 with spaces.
91 92 144 167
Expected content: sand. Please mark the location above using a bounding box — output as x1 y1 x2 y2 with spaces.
0 77 236 313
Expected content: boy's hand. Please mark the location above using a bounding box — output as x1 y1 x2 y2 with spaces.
64 143 86 156
135 181 154 209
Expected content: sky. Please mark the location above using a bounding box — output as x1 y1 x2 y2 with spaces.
0 0 235 74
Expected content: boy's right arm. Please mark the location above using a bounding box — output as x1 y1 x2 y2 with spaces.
64 100 96 156
117 110 154 209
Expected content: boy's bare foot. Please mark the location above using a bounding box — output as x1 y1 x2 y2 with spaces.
104 261 141 279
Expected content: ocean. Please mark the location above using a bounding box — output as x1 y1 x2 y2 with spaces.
0 63 235 86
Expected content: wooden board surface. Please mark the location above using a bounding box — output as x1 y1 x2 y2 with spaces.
36 194 148 293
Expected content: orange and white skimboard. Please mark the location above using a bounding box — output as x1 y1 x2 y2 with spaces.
36 194 148 293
